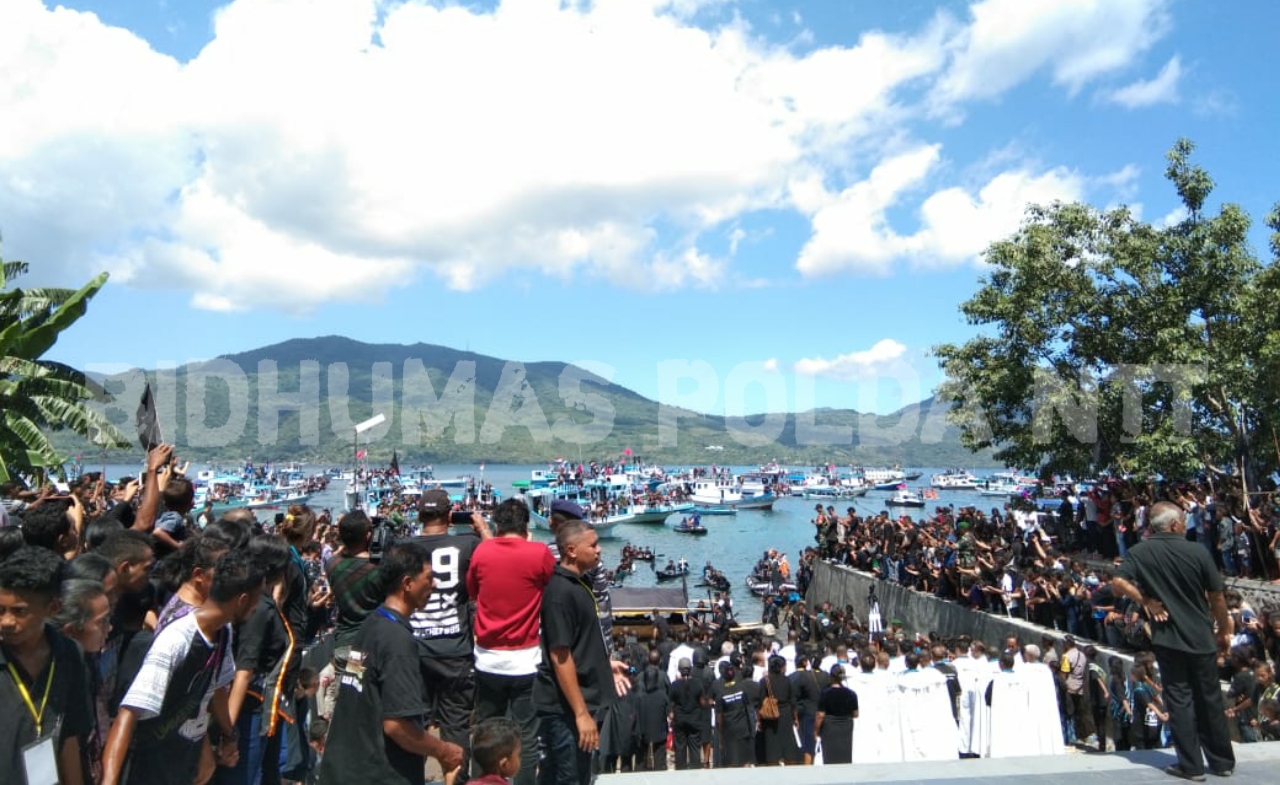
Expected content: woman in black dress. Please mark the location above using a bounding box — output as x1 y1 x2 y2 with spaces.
815 665 859 764
636 662 671 770
715 665 756 767
757 654 801 765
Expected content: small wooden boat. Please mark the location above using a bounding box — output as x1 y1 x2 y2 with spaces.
673 519 708 535
656 564 690 582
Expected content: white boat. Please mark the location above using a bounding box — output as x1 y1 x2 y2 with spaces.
885 490 926 508
978 481 1022 497
858 467 908 485
931 469 981 490
629 501 695 524
688 478 776 510
522 482 636 536
528 507 629 537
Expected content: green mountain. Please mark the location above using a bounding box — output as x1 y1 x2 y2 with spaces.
64 336 990 466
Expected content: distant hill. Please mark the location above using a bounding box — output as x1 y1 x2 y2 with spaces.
62 336 991 466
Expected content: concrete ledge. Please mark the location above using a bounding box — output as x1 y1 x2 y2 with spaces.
602 743 1280 784
803 561 1134 667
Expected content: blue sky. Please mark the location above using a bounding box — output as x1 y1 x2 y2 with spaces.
3 0 1277 416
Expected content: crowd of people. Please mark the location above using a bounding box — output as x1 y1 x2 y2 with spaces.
804 482 1280 654
3 450 1280 785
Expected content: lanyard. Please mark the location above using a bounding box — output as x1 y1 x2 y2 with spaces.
8 658 56 737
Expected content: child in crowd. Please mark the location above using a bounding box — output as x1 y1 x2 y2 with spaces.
470 717 522 784
1257 698 1280 742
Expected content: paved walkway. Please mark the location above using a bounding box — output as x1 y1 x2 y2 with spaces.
602 743 1280 784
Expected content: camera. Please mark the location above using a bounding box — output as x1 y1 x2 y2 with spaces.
450 510 475 526
368 515 394 563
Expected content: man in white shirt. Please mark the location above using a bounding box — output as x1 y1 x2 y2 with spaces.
666 634 697 684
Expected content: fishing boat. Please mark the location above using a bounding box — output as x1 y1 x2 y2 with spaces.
522 480 636 537
629 500 695 524
978 481 1022 497
691 505 737 516
885 489 926 508
688 478 776 510
931 469 981 490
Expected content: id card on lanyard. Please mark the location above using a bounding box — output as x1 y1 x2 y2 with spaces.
9 659 59 785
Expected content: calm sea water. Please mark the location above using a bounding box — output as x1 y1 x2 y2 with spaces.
98 462 1005 621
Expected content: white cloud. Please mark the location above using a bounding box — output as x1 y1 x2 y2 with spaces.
1106 56 1182 108
0 0 1175 311
762 357 778 372
795 148 1089 277
795 339 908 381
933 0 1171 107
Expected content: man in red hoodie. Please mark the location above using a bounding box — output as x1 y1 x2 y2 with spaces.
467 498 555 785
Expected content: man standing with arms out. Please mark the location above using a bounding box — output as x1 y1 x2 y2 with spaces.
410 489 489 781
1112 501 1235 781
468 499 554 785
319 541 463 784
534 520 617 785
103 550 265 785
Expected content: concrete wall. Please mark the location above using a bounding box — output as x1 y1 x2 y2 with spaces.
805 560 1133 668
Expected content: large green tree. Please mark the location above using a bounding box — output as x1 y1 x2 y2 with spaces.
935 140 1280 491
0 254 129 482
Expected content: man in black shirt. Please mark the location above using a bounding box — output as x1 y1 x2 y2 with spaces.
318 541 463 785
1112 501 1235 780
410 489 488 778
533 520 618 785
789 653 826 765
0 547 92 785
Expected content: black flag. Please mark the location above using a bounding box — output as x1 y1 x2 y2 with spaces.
137 382 163 452
390 450 400 477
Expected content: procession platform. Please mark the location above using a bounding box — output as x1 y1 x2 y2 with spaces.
600 743 1280 785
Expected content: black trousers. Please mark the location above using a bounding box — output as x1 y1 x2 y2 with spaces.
422 655 476 780
1153 645 1235 776
672 716 702 769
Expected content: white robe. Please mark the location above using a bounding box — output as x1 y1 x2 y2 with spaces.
849 670 902 764
954 657 991 757
895 669 960 762
986 663 1065 758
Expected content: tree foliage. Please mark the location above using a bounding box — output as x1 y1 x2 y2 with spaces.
0 253 130 482
936 140 1280 492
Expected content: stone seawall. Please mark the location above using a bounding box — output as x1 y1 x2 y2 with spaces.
804 560 1134 668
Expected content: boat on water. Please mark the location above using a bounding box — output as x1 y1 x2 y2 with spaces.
978 481 1022 497
745 576 797 596
656 563 690 582
803 485 868 500
687 478 776 510
885 489 926 508
931 469 981 490
521 478 637 537
697 570 730 592
629 501 695 524
691 505 737 516
528 506 629 537
672 515 708 535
